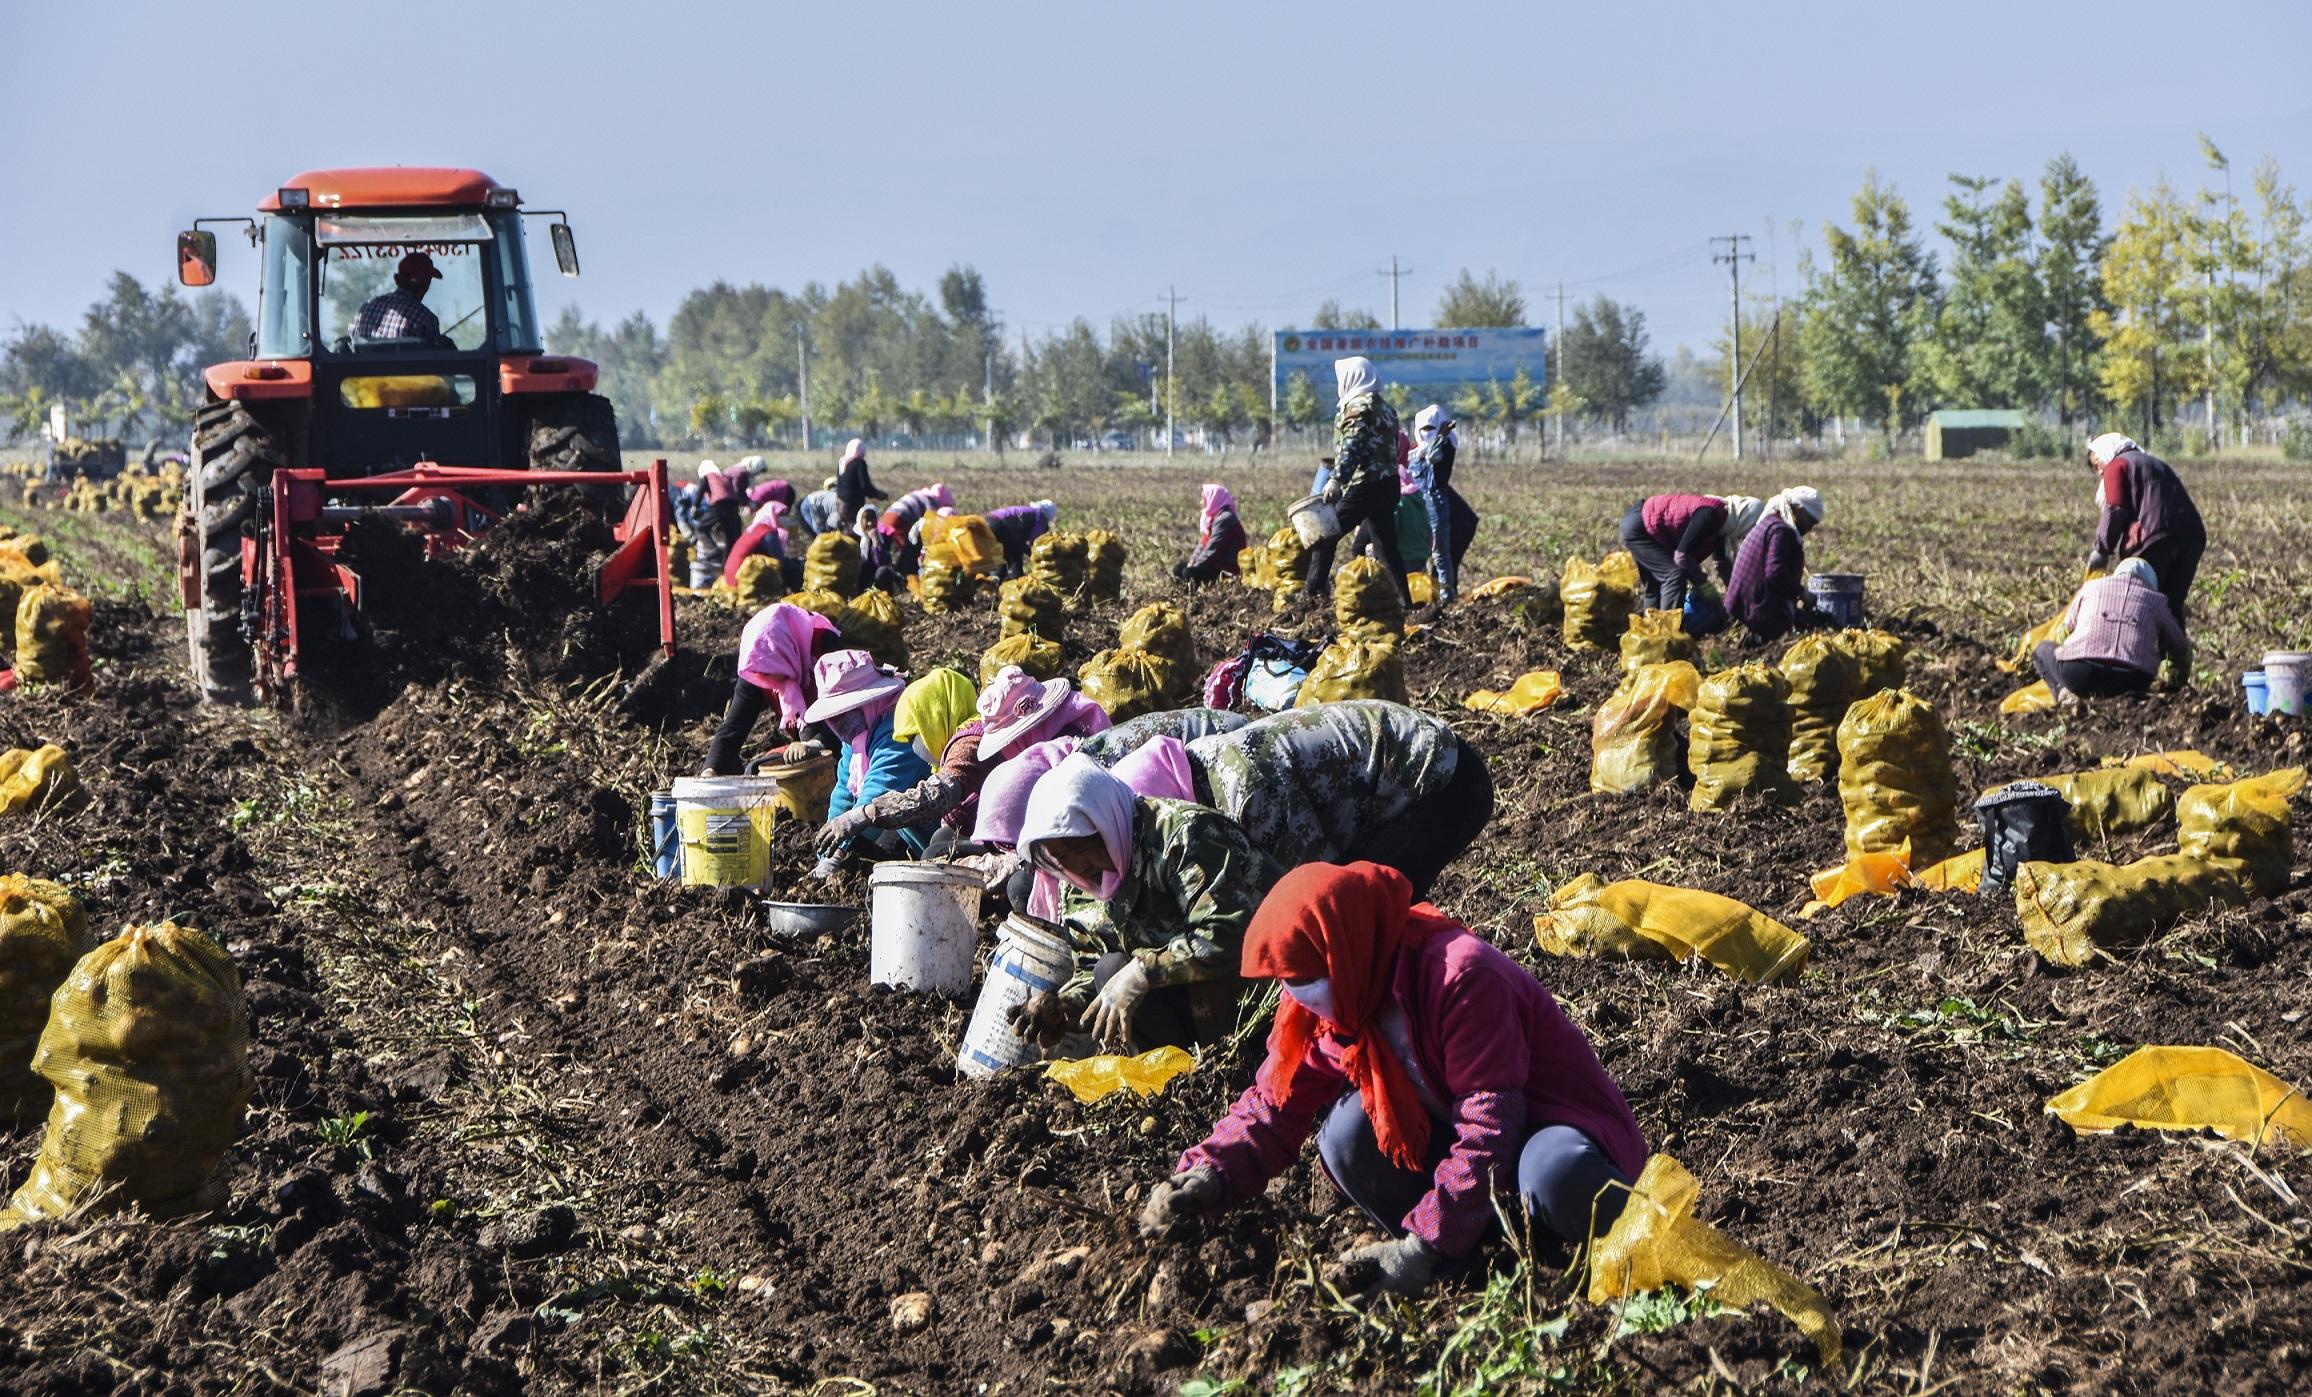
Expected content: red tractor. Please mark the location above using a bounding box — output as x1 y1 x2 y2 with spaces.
174 168 672 704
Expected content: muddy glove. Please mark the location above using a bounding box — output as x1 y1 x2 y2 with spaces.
1005 989 1071 1050
1321 478 1345 505
1137 1165 1222 1239
778 740 817 764
1082 959 1151 1047
814 806 871 856
1330 1235 1440 1299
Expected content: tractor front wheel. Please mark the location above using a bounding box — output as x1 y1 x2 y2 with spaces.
184 399 289 704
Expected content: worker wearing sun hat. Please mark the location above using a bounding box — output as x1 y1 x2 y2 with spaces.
806 649 932 859
976 665 1112 762
1723 486 1830 643
813 666 982 858
2084 432 2204 628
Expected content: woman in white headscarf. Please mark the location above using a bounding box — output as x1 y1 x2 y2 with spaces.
2083 432 2205 626
1723 486 1831 642
1403 406 1458 602
1306 357 1415 607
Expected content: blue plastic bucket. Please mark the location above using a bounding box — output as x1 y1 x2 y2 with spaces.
648 790 682 879
1808 573 1866 628
2264 653 2312 717
2242 671 2269 717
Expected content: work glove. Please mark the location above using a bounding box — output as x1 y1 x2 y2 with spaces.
1137 1165 1223 1239
2085 550 2108 576
1321 479 1344 505
1329 1235 1441 1300
1005 989 1072 1049
1081 958 1152 1048
814 806 870 856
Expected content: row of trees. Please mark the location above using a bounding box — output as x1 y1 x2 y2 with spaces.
0 274 249 444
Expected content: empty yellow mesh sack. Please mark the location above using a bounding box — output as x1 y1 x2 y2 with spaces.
1802 847 1984 916
1296 632 1408 707
802 531 861 595
0 744 87 818
1078 648 1180 722
998 577 1068 642
1537 874 1810 983
1042 1046 1196 1104
1026 530 1089 598
16 583 92 689
1334 557 1406 639
1469 575 1531 600
2001 575 2097 673
1118 603 1199 684
1688 662 1798 812
2175 766 2304 898
1586 1153 1842 1365
1083 529 1127 600
0 922 252 1228
1620 610 1695 674
1465 671 1563 716
2045 1046 2312 1147
0 877 90 1123
1590 661 1701 795
2116 750 2230 781
2000 680 2056 715
1561 552 1640 652
2014 854 2248 966
980 633 1066 687
1836 690 1961 865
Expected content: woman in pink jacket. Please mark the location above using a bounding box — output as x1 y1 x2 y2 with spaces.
1139 861 1645 1297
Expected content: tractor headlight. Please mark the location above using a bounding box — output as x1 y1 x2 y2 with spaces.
485 188 520 208
277 187 310 209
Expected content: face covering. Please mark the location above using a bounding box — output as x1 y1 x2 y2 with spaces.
1281 977 1339 1024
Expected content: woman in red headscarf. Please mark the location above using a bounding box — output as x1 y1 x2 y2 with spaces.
1139 862 1644 1296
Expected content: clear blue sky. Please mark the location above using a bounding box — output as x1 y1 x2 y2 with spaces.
3 0 2307 356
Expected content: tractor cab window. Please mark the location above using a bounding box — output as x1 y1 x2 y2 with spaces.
257 214 314 359
315 213 493 356
487 211 542 353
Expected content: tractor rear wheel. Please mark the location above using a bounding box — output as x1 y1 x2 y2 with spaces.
526 392 622 474
184 399 290 704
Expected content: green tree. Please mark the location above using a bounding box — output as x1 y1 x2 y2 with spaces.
1916 174 2047 410
1434 269 1527 327
1281 371 1321 433
1800 171 1939 438
1198 382 1242 449
2092 179 2193 435
1561 294 1667 431
1311 299 1382 331
1711 306 1810 440
2038 153 2108 426
689 392 729 442
2248 157 2311 410
1451 364 1546 445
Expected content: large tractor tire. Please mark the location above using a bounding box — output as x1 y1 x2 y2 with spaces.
526 392 622 474
185 399 290 704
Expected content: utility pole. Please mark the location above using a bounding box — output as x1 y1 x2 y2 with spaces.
1378 256 1414 331
983 347 994 454
1164 285 1182 459
797 327 811 452
1711 234 1755 459
1553 281 1566 459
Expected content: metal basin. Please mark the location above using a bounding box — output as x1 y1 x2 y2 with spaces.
761 900 859 938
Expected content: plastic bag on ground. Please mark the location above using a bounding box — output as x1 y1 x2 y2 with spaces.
0 877 89 1123
0 744 86 818
1083 529 1128 599
2001 680 2056 715
2045 1046 2312 1147
1465 671 1563 716
1119 603 1199 685
803 531 861 595
1620 610 1695 673
1561 552 1640 652
1334 557 1406 638
2014 854 2249 966
980 634 1066 687
1987 768 2175 843
1538 874 1810 983
1836 690 1961 866
1688 663 1798 811
1296 632 1408 707
2175 766 2304 897
16 583 92 689
1590 661 1701 795
1587 1153 1842 1366
1801 847 1984 917
1043 1046 1196 1104
1079 648 1180 722
0 922 252 1228
1026 530 1089 598
998 577 1068 641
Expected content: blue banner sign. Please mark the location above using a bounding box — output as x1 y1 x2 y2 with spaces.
1274 326 1548 411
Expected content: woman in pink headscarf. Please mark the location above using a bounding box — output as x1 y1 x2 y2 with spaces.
1174 483 1248 584
698 602 844 775
722 498 802 591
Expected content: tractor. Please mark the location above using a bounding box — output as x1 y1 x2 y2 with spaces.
174 167 672 704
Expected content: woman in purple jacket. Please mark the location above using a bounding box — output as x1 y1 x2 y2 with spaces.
1724 486 1830 642
985 500 1057 576
1138 861 1645 1297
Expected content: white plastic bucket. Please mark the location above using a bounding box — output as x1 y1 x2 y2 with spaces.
870 862 982 993
2264 652 2312 716
672 776 781 887
958 915 1075 1078
1287 494 1342 549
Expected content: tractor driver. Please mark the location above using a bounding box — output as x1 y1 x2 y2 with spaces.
354 252 454 349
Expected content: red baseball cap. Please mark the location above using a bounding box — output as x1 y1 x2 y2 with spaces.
396 252 444 283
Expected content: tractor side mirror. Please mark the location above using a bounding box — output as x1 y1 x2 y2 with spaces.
177 230 217 288
549 222 580 277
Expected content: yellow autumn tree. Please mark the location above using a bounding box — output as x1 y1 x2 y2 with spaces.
2091 180 2198 435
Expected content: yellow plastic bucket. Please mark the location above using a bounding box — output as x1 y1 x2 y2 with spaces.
672 776 780 887
760 756 838 827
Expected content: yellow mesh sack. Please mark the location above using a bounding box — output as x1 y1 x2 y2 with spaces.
1469 575 1532 600
1561 552 1640 652
980 633 1066 687
0 744 86 818
2015 854 2249 966
2114 750 2230 781
1620 610 1695 674
16 583 91 689
1266 527 1309 613
1083 529 1127 599
1588 1153 1842 1366
1836 690 1961 865
835 588 908 669
1688 662 1798 812
1042 1046 1196 1104
917 558 974 615
1078 648 1179 722
998 577 1068 641
1987 767 2175 843
1537 874 1810 983
1802 847 1984 916
0 922 251 1228
1590 661 1701 795
1119 603 1198 680
731 554 785 610
1407 572 1435 605
1236 546 1273 591
1026 530 1089 598
2046 1046 2312 1147
2175 766 2304 898
1779 632 1862 783
2000 680 2056 715
1334 557 1406 639
802 531 861 595
1464 671 1563 716
1840 628 1909 698
0 877 89 1123
2001 577 2097 673
1296 632 1408 707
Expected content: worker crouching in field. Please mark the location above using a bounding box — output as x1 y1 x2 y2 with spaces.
797 478 842 536
1138 862 1646 1296
805 650 933 861
700 603 843 776
1305 357 1414 608
1724 487 1830 643
1187 700 1492 898
985 500 1058 577
813 667 978 857
722 499 804 592
690 462 746 589
1174 484 1248 584
2032 558 2191 704
1012 752 1282 1053
2085 433 2206 627
1619 491 1739 613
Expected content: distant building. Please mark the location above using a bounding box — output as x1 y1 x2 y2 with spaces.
1925 409 2029 461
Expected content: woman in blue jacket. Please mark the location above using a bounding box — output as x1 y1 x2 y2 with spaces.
804 649 933 860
